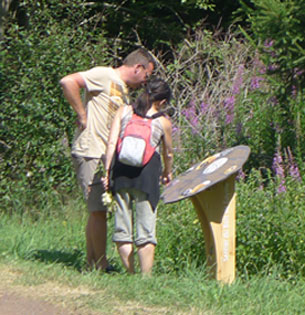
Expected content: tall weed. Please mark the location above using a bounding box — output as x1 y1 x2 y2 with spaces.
236 170 305 280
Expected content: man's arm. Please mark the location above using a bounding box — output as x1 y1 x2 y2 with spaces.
60 73 87 129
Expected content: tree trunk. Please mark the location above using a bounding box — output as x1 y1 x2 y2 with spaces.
0 0 14 38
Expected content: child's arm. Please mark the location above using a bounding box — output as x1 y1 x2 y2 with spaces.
161 117 173 184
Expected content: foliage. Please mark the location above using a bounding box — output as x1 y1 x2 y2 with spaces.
155 169 305 281
236 170 305 280
239 0 305 159
0 0 114 210
2 0 215 54
163 24 305 174
1 169 305 283
155 199 205 274
165 28 273 172
242 0 305 84
2 3 305 213
1 0 305 285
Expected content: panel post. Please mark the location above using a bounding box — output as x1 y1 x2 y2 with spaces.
190 174 236 283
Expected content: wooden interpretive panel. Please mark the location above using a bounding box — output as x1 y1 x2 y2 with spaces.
161 145 250 283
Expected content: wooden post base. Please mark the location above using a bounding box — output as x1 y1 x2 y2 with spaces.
190 174 236 284
161 146 250 283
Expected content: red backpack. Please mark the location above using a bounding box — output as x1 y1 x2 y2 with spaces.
117 112 163 167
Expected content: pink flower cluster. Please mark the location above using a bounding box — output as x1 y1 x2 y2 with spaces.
272 151 286 193
272 147 301 193
181 100 200 134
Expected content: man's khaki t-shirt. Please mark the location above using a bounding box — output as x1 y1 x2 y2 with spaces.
72 67 129 158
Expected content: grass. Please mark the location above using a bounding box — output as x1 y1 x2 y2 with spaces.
1 193 305 314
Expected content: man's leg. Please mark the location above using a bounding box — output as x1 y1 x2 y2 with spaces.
116 242 134 273
85 221 94 268
86 211 108 270
72 155 108 271
137 243 155 275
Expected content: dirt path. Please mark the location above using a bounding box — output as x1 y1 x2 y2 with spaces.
0 265 93 315
0 290 71 315
0 265 188 315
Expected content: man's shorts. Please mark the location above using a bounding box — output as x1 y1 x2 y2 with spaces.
113 188 157 246
72 155 106 212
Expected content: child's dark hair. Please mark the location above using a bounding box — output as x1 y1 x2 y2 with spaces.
133 77 172 117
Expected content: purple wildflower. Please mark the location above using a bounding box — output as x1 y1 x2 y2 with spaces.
236 122 242 136
225 113 234 125
272 151 284 176
236 169 246 181
182 105 195 121
293 68 304 78
182 100 201 134
224 96 235 110
190 116 200 134
272 151 286 193
200 102 209 115
268 96 279 107
250 76 264 90
259 65 266 75
291 85 297 98
172 125 179 135
253 56 266 74
286 147 301 181
268 64 278 72
232 65 244 95
277 182 287 193
223 96 235 125
264 39 274 48
289 164 301 181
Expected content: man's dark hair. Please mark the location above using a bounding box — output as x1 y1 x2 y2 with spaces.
123 48 155 69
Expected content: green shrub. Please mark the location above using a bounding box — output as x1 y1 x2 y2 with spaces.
165 28 278 172
236 169 305 280
154 169 305 280
240 0 305 160
0 0 112 213
155 199 206 274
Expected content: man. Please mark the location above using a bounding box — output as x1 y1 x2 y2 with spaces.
60 48 155 271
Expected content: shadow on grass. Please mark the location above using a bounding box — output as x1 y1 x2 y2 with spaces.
25 249 84 272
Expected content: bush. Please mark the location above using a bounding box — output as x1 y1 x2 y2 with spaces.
165 28 282 173
155 199 206 274
0 0 112 213
154 169 305 280
240 0 305 161
236 170 305 280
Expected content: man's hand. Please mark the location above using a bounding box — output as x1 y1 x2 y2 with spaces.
60 73 87 127
76 113 87 130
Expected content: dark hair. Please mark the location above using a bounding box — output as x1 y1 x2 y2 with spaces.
123 48 155 69
133 77 172 117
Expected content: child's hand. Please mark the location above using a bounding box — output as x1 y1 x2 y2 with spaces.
101 176 109 191
161 171 172 185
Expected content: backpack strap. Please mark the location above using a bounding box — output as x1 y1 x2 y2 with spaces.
146 111 165 119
